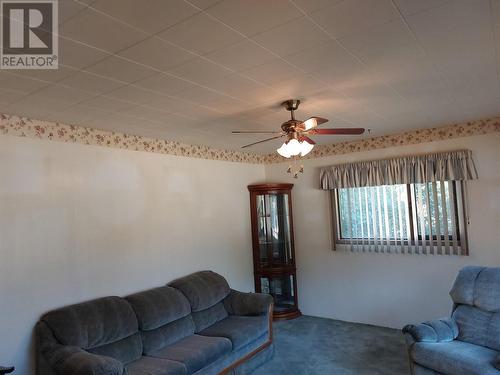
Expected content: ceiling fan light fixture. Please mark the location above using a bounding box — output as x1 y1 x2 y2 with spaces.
276 138 314 158
303 118 317 130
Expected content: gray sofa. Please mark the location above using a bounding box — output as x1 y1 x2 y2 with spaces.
36 271 274 375
403 266 500 375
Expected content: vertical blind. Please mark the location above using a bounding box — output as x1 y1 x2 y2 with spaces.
321 150 477 255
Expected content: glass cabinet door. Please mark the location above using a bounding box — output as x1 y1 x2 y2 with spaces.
260 274 296 312
255 193 293 267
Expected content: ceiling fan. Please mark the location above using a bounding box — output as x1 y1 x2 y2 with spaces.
232 99 365 158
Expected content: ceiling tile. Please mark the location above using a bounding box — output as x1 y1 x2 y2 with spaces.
271 74 329 98
173 85 231 106
206 0 302 37
104 85 163 105
339 19 416 59
59 0 89 24
188 0 223 10
58 71 125 95
0 72 49 93
46 104 115 125
283 40 362 74
203 73 264 98
58 37 111 69
79 96 133 112
252 16 330 57
0 103 57 119
89 0 199 34
10 95 73 115
32 85 94 104
291 0 344 14
0 88 27 105
7 65 76 83
59 8 148 54
311 60 366 89
168 57 231 86
133 73 195 95
393 0 450 16
205 40 276 72
84 56 157 84
118 37 196 71
158 13 243 55
309 0 400 39
492 0 500 27
241 58 305 85
145 95 193 114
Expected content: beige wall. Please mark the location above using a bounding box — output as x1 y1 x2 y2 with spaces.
265 133 500 329
0 135 265 375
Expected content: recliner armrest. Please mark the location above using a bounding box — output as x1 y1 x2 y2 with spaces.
37 321 124 375
224 290 273 316
402 318 459 343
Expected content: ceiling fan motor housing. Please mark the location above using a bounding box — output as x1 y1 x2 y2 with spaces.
282 99 301 111
281 119 303 133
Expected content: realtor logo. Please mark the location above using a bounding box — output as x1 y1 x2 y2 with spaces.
1 0 58 69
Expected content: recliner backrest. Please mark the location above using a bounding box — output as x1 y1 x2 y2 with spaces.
126 285 195 355
169 270 230 332
450 266 500 351
41 296 142 364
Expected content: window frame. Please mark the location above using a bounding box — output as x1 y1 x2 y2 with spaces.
329 181 469 254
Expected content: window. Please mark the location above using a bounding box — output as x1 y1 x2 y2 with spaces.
332 181 468 255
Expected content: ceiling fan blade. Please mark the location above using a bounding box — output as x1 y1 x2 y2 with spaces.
311 128 365 135
299 135 316 145
241 135 286 148
232 131 282 134
303 116 329 130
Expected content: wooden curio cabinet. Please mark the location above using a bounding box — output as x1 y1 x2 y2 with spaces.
248 183 301 320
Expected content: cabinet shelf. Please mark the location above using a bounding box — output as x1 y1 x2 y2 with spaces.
248 183 301 321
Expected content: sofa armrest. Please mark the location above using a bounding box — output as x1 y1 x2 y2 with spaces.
37 321 124 375
402 318 458 343
224 290 273 316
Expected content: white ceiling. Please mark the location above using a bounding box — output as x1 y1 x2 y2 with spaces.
1 0 500 153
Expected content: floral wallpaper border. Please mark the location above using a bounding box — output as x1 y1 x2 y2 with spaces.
265 116 500 163
1 113 499 164
0 113 267 164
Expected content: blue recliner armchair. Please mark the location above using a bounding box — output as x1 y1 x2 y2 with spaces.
403 266 500 375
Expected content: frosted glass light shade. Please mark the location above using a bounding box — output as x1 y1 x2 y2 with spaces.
277 139 314 158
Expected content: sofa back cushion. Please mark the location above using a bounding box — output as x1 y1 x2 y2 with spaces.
192 302 228 332
126 286 195 355
169 271 230 312
41 296 142 364
450 266 500 351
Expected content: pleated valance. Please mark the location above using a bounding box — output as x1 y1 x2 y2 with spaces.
320 150 478 190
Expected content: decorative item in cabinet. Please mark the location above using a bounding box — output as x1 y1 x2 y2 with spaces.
248 183 301 320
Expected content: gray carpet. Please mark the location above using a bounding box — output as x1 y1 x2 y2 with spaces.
253 315 410 375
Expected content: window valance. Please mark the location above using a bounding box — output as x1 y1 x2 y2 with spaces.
320 150 478 190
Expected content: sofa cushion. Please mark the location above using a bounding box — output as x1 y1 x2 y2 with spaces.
150 334 232 374
41 296 138 350
126 356 187 375
453 305 492 348
88 332 142 364
141 315 196 356
169 271 230 312
126 286 191 331
411 340 499 375
474 267 500 312
191 302 228 333
199 315 268 351
450 266 484 306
